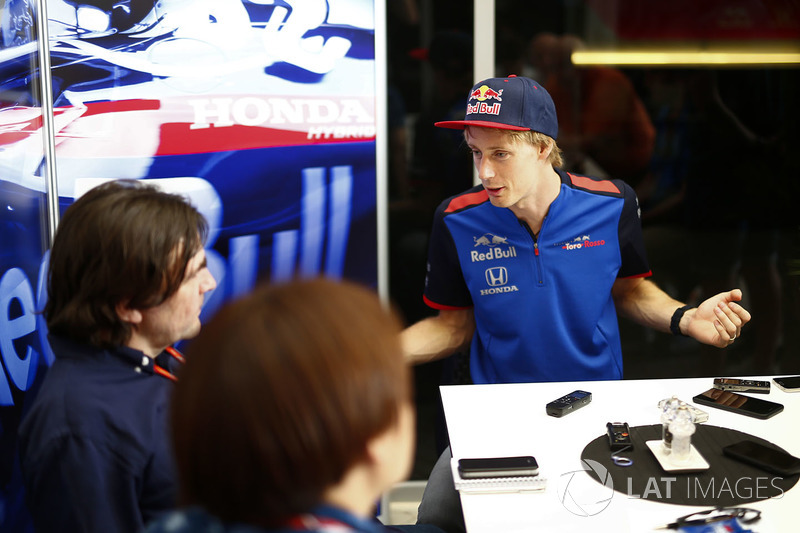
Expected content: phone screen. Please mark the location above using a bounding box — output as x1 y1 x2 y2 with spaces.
458 456 539 478
774 376 800 390
724 440 800 476
692 388 783 419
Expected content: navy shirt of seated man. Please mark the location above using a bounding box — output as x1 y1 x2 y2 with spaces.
18 180 217 533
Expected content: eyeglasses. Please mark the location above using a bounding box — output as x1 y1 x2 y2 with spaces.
658 507 761 529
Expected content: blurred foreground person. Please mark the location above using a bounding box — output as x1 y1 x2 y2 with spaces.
147 279 440 533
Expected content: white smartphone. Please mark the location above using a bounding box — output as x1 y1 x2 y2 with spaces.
773 376 800 393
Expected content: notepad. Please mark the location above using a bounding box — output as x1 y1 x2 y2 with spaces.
450 458 548 493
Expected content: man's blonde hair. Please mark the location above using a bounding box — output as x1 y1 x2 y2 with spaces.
464 127 563 167
507 130 564 167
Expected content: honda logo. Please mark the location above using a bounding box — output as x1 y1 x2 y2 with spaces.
485 267 508 287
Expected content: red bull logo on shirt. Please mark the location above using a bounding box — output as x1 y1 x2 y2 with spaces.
471 233 516 262
467 85 503 117
473 233 508 246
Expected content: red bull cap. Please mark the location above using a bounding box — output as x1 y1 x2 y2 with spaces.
435 75 558 139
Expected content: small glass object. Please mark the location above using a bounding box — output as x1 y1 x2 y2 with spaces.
658 396 682 453
668 405 696 464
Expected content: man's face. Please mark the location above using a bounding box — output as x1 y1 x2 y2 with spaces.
132 248 217 356
466 127 543 209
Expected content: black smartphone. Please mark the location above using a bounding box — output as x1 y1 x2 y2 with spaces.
457 456 539 479
773 375 800 393
713 378 770 394
723 440 800 476
692 388 783 420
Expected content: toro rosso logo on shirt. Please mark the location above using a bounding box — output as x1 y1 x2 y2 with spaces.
481 267 519 296
558 234 606 251
471 234 517 262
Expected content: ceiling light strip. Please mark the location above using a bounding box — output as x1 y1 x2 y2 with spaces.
572 50 800 66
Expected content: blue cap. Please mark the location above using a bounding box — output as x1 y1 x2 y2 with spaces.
435 75 558 139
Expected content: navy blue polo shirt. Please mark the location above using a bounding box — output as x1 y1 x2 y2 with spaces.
18 335 178 532
424 168 651 384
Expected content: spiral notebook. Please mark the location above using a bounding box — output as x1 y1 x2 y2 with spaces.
450 458 548 494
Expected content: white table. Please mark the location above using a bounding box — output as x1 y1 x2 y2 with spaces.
440 377 800 532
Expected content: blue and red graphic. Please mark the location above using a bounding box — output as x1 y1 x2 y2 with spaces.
1 2 382 529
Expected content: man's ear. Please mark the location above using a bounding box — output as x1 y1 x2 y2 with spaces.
538 140 553 161
115 301 143 325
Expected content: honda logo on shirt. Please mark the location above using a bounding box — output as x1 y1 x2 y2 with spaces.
485 267 508 286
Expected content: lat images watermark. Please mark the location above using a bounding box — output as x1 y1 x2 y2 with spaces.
625 476 785 501
557 461 785 517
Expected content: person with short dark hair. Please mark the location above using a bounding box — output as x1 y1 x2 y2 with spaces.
18 179 217 532
146 279 437 533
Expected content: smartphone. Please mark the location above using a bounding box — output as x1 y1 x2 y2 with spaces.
457 456 539 479
723 440 800 476
692 388 783 420
713 378 770 394
773 376 800 393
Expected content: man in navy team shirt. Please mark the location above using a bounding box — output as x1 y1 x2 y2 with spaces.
402 75 752 533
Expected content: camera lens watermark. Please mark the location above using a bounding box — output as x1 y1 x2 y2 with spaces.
557 459 615 517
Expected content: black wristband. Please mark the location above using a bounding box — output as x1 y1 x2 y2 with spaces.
670 305 693 337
